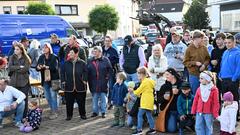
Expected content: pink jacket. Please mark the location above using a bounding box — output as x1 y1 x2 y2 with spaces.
191 86 220 118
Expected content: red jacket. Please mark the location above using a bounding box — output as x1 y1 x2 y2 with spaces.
191 86 219 118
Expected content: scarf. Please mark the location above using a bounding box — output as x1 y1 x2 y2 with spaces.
200 82 214 102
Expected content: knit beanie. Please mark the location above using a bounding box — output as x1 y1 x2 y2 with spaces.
223 91 234 102
128 81 135 88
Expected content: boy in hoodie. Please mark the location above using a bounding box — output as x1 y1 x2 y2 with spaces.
219 35 240 120
177 82 195 134
217 92 238 135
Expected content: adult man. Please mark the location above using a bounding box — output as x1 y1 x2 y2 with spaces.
50 33 62 55
183 30 210 95
219 35 240 119
20 37 30 50
119 35 146 83
166 26 177 45
164 31 187 78
0 79 26 128
102 35 119 110
182 29 191 45
88 46 112 118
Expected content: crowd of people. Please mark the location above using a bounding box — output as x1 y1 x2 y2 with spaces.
0 28 240 135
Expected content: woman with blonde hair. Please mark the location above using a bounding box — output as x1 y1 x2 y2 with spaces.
8 43 31 118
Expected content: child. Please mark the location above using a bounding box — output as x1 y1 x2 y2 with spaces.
191 71 219 135
124 81 137 129
177 81 195 135
132 66 156 135
217 92 238 135
110 72 128 127
19 100 42 133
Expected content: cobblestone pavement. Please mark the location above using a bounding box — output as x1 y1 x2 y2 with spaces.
1 94 240 135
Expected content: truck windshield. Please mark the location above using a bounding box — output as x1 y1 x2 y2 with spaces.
67 28 79 37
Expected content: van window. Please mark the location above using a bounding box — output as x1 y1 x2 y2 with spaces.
47 24 65 37
21 24 47 38
66 28 78 37
0 24 20 38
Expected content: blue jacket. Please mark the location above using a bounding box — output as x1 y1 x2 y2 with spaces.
111 82 128 106
177 93 194 116
219 47 240 81
87 56 112 93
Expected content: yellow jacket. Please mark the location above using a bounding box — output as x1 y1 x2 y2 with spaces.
134 77 155 110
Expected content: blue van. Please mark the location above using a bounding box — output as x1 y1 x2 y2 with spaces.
0 14 79 55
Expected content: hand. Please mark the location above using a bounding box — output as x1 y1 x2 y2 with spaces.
37 65 43 70
211 60 218 66
196 62 202 67
172 88 179 95
164 94 170 100
180 115 186 121
199 65 205 72
10 102 18 110
4 106 11 112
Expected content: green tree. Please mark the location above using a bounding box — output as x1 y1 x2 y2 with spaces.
25 2 55 15
183 0 210 30
88 4 119 36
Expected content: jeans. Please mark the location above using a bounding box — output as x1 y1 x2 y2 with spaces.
126 73 139 84
0 101 25 124
92 92 107 114
167 111 178 132
43 83 58 112
189 74 200 95
195 113 213 135
137 108 154 131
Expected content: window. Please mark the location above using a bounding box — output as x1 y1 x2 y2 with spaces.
3 6 11 14
17 6 25 14
55 5 78 15
235 21 240 28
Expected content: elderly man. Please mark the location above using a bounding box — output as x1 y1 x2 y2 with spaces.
119 35 146 83
164 30 187 79
0 79 26 128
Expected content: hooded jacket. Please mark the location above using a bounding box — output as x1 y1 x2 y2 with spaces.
134 77 155 110
218 101 238 134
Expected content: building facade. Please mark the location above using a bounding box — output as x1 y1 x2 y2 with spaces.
207 0 240 32
0 0 139 38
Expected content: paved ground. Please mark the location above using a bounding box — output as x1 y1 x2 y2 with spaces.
1 94 240 135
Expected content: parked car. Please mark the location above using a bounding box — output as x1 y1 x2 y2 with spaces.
84 36 93 47
92 35 104 46
145 32 161 43
0 14 80 56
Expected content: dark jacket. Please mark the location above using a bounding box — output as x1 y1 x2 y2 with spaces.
122 44 140 74
177 93 194 116
63 58 88 92
36 54 59 86
102 46 119 73
51 40 61 55
210 47 227 74
8 54 30 87
87 56 112 93
26 108 42 130
111 82 128 106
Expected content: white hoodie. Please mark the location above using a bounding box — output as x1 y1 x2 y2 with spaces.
218 101 238 134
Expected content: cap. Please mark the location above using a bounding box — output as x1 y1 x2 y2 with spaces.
20 36 29 43
128 81 135 88
180 81 191 90
223 91 234 102
124 35 133 45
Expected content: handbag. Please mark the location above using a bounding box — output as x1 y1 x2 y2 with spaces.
155 95 174 132
51 79 61 91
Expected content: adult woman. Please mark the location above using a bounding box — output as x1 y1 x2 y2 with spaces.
36 43 59 120
88 46 112 118
148 44 168 92
28 39 41 97
156 68 182 132
63 46 88 121
8 43 31 117
0 57 8 79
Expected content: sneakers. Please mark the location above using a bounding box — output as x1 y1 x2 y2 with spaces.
15 122 23 128
146 129 156 134
65 116 72 121
102 113 106 118
108 104 113 110
80 115 87 120
91 113 98 118
131 126 137 130
132 130 143 135
49 113 58 120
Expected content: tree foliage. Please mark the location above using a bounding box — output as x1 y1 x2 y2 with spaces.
183 0 210 30
25 2 55 15
88 4 119 36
